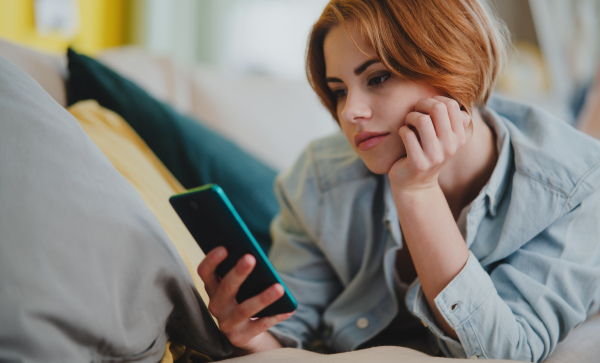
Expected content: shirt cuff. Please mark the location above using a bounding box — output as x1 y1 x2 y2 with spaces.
406 251 495 358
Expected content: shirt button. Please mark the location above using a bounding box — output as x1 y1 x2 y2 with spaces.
356 317 369 329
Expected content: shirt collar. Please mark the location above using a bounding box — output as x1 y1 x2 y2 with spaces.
480 106 513 217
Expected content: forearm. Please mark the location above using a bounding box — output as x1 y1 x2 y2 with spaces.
392 184 469 338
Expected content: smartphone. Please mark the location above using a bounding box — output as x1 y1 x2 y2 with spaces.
169 184 297 318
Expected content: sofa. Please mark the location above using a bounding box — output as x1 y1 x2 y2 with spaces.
1 38 599 362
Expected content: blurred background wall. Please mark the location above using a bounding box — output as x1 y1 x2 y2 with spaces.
1 0 598 122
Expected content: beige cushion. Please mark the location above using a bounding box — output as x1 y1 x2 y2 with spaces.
97 46 339 171
0 38 67 107
219 347 515 363
543 313 600 363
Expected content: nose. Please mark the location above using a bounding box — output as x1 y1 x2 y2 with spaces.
340 90 372 124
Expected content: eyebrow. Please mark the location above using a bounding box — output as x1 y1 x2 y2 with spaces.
326 59 380 84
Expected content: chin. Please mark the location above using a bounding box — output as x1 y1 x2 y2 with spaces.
361 152 406 175
363 159 394 175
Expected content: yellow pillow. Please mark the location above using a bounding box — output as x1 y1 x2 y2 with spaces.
67 100 208 298
67 100 210 361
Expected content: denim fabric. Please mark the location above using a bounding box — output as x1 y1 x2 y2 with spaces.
268 95 600 361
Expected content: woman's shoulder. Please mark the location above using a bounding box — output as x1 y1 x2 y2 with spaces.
487 95 600 201
276 130 375 194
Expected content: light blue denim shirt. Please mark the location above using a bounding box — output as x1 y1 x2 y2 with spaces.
268 96 600 361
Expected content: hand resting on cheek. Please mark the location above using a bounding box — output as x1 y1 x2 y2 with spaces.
390 96 472 191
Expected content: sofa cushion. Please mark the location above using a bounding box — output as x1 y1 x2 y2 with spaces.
0 38 67 106
0 56 231 361
96 46 339 171
66 48 278 252
217 346 515 363
67 100 209 305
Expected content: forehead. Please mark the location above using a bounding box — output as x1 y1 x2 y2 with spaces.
323 22 377 74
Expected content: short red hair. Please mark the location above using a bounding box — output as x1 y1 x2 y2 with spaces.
306 0 510 122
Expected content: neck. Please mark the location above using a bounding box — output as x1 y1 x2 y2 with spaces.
438 107 498 219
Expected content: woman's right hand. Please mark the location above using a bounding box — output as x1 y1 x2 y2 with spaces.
197 246 293 354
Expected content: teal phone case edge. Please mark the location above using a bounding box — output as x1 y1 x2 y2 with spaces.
169 183 298 313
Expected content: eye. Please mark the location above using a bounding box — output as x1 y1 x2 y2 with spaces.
331 88 347 99
368 72 391 87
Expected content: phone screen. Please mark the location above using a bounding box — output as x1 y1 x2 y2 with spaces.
170 184 297 317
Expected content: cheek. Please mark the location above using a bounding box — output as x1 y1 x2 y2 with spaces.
340 124 355 146
379 102 411 128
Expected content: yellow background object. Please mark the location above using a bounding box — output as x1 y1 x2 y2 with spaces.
0 0 131 55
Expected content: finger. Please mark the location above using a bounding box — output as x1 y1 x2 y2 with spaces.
399 125 428 170
414 98 453 137
214 254 256 303
404 112 439 157
198 247 228 296
234 283 286 322
432 96 464 136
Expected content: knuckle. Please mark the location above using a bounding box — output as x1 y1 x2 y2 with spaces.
415 99 427 109
197 263 209 278
221 282 237 296
432 101 447 113
237 304 253 318
444 145 457 157
447 99 460 111
417 115 430 129
261 290 276 304
259 319 270 331
413 160 429 172
432 154 444 165
208 301 221 315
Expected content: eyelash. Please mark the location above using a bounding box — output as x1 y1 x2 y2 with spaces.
330 72 392 99
368 72 391 87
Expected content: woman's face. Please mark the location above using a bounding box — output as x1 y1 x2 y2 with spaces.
323 22 442 175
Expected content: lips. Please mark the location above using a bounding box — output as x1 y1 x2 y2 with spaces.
354 131 390 151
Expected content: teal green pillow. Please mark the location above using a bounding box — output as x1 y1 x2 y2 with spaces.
66 48 277 252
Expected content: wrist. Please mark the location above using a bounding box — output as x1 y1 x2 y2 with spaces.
239 332 282 356
391 182 442 203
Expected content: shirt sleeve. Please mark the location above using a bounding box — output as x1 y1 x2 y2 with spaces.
267 147 343 348
407 191 600 361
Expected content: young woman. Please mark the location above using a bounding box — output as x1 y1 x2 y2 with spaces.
198 0 600 361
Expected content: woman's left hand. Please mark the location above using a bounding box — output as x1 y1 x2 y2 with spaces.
388 96 471 190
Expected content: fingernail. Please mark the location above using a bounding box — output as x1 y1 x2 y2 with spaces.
280 312 294 320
